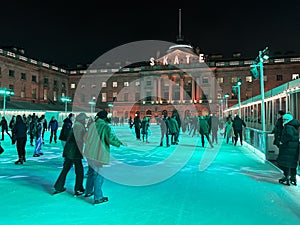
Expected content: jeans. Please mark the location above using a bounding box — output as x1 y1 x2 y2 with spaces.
85 160 104 201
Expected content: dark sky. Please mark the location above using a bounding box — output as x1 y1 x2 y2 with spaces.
1 0 300 67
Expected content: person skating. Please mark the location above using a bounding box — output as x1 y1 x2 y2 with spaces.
48 116 58 144
12 115 27 164
84 110 125 204
277 113 300 186
0 116 12 140
53 113 88 195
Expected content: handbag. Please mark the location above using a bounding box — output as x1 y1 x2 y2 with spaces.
0 144 4 154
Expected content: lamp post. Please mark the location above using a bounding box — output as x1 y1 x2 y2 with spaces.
250 47 269 132
61 96 72 114
108 103 114 117
88 100 96 114
0 88 14 116
232 79 242 116
224 93 230 111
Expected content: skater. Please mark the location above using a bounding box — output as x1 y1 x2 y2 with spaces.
48 116 59 144
33 116 43 157
53 113 88 195
277 113 300 186
12 115 27 165
210 113 219 145
159 111 170 147
141 116 150 143
232 114 246 146
133 113 141 140
59 113 75 148
0 116 11 140
224 117 234 144
199 115 214 148
271 110 285 148
84 110 124 204
168 115 179 145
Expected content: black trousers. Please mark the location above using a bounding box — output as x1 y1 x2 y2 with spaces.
54 157 84 192
16 137 27 160
234 129 243 145
50 130 57 143
160 131 169 146
279 165 297 178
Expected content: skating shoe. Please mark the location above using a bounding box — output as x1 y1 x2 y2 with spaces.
84 192 94 197
33 154 40 157
52 187 66 195
14 159 23 165
290 177 297 186
74 190 85 196
94 197 108 205
279 177 290 186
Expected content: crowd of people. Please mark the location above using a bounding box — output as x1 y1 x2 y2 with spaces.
0 108 299 204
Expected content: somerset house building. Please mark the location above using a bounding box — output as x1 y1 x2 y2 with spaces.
1 43 300 120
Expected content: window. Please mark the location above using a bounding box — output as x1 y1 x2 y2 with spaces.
146 91 152 101
202 77 209 84
135 92 140 101
146 80 152 86
102 82 107 87
9 70 15 77
276 75 283 81
9 84 14 91
246 76 252 83
0 67 2 75
102 93 107 102
217 77 224 83
44 78 49 86
32 75 37 82
124 93 128 101
43 89 48 100
217 93 222 99
113 92 117 101
54 80 58 87
32 88 36 99
71 83 76 89
62 82 66 89
231 77 238 83
292 73 299 80
21 89 25 98
112 82 117 87
81 84 85 88
91 84 96 88
53 91 57 101
124 82 129 87
135 81 140 86
21 73 26 80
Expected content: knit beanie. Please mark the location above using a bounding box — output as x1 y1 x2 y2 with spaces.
283 113 293 125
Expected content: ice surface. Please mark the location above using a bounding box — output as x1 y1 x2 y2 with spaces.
0 124 300 225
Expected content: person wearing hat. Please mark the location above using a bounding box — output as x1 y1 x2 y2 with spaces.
277 113 300 186
84 109 125 204
53 112 88 195
271 110 285 148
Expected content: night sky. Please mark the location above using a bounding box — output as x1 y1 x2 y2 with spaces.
1 0 300 67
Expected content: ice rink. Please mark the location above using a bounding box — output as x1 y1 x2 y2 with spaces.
0 124 300 225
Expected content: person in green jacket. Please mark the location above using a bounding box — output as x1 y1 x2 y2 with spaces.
84 110 125 204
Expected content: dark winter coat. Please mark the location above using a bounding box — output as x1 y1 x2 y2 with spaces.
277 119 300 168
63 121 85 160
0 118 8 131
133 116 141 129
59 117 73 141
48 119 59 131
199 117 210 135
232 116 246 131
271 117 284 147
12 120 27 139
168 117 179 135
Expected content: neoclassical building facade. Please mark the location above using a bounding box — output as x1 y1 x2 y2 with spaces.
1 44 300 119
